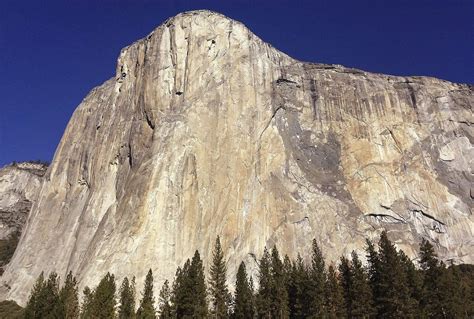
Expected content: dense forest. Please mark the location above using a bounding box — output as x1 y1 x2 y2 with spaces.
4 231 473 318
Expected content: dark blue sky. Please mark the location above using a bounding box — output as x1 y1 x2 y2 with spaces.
1 0 472 166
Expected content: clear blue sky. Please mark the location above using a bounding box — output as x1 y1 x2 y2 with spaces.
0 0 472 166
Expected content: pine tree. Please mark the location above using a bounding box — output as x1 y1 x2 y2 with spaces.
338 256 351 318
137 269 156 319
92 272 116 318
365 238 381 305
209 236 231 318
57 271 80 319
24 272 61 318
288 254 311 318
173 251 208 317
190 250 208 317
377 231 416 317
398 250 422 315
419 238 463 318
349 252 374 318
118 276 136 319
158 280 172 319
24 272 45 319
324 265 344 319
308 239 326 318
270 246 289 318
256 247 273 318
80 286 94 319
233 262 255 319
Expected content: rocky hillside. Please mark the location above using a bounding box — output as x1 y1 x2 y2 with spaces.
1 10 472 305
0 162 47 274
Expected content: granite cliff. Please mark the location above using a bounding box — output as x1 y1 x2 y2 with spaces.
0 162 46 274
1 10 472 305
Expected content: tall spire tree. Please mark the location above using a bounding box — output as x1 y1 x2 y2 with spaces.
233 262 255 319
270 246 289 318
91 272 117 318
118 276 136 319
256 247 273 318
158 280 172 319
349 251 374 318
57 271 80 319
24 272 45 319
209 236 231 318
377 231 416 317
308 239 326 317
324 265 344 319
137 269 156 319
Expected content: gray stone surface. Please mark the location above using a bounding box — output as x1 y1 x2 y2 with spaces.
1 10 472 305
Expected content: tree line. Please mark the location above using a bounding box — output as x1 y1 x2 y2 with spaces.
21 232 473 318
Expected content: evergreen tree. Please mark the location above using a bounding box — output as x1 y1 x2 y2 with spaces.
398 250 422 315
324 265 345 319
118 276 136 319
80 287 94 319
91 272 116 318
57 271 80 319
233 262 255 319
173 251 208 318
419 238 464 318
308 239 326 318
137 269 156 319
209 236 231 318
365 238 381 307
377 231 416 317
158 280 172 319
189 250 208 317
338 256 351 318
270 246 289 318
349 252 374 318
256 247 273 318
24 272 61 318
24 272 45 319
288 254 310 318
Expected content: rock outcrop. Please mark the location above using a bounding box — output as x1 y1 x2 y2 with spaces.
1 10 472 305
0 162 47 273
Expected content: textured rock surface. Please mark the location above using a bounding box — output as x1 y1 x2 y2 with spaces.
1 10 473 305
0 163 46 240
0 163 46 272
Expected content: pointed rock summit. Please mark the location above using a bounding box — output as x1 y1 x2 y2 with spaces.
1 10 473 305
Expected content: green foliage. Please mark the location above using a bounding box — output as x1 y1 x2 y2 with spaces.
209 236 231 318
24 272 60 319
419 238 466 318
137 269 156 319
349 251 374 318
56 271 80 319
158 280 172 319
172 251 208 318
91 272 117 318
324 265 344 319
80 287 94 319
0 300 24 319
21 235 474 319
118 276 136 319
308 239 326 318
232 262 254 319
256 247 272 318
270 246 289 318
376 231 416 317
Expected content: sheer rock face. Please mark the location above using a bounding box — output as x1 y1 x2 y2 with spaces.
1 10 473 305
0 163 46 241
0 163 46 273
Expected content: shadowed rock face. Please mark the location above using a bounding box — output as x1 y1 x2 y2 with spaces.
0 163 47 273
1 10 472 305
